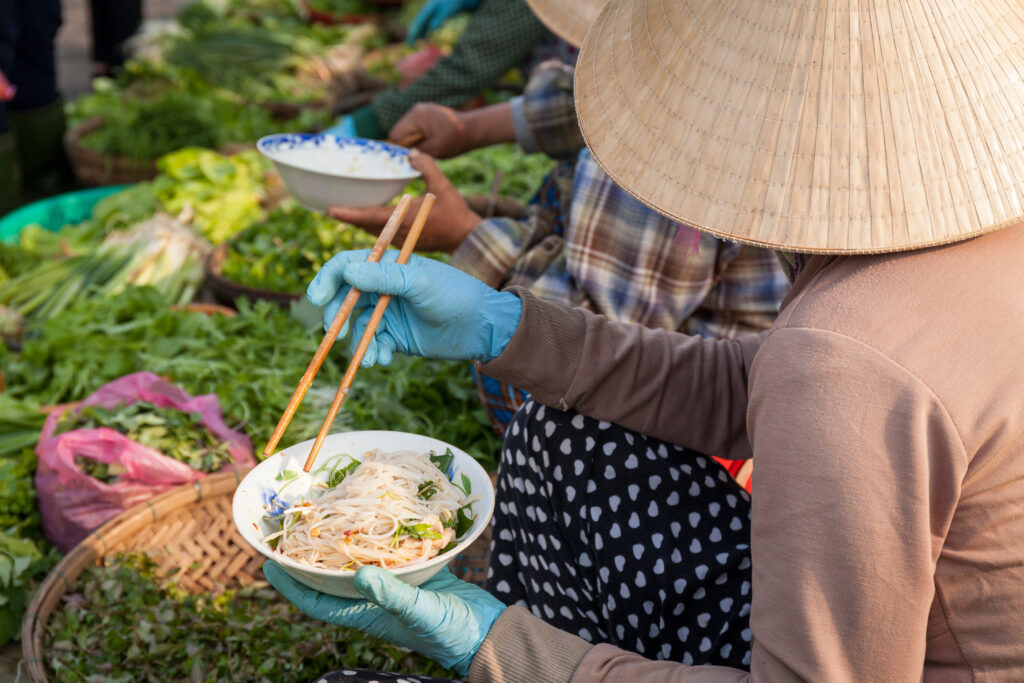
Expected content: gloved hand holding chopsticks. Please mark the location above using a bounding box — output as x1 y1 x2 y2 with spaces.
263 562 505 675
307 251 522 367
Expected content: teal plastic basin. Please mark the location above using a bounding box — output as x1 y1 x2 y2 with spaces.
0 185 127 242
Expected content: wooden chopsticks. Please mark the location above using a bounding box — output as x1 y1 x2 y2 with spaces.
302 193 437 472
395 132 424 149
262 194 413 459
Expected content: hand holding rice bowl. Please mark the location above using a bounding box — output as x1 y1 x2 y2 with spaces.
257 134 421 212
232 431 494 598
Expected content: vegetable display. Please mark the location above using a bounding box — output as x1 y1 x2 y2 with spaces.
0 213 207 322
431 144 552 204
0 287 501 470
306 0 378 16
0 0 547 667
45 554 453 681
0 532 46 646
219 206 377 293
56 401 235 481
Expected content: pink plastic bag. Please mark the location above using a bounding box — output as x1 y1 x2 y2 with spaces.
35 372 254 552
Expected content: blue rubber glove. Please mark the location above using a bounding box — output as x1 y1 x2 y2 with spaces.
323 114 357 137
406 0 483 44
264 562 505 675
307 250 522 367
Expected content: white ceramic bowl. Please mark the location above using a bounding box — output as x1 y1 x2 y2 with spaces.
257 134 421 212
232 430 495 598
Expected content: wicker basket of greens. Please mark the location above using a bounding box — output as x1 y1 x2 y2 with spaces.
204 205 378 308
63 116 160 187
21 473 494 681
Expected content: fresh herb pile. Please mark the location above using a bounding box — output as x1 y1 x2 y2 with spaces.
0 398 46 535
219 205 377 293
56 401 235 481
0 287 500 470
64 0 362 164
430 144 552 204
0 531 48 645
80 92 219 163
0 397 54 646
306 0 378 16
45 554 453 681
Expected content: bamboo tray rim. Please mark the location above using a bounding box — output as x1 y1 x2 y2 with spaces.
19 470 249 682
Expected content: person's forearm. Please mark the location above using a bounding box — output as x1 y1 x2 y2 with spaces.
461 103 516 150
482 290 762 458
370 0 548 131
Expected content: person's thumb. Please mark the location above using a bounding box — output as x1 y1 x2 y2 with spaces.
342 261 417 298
354 566 425 621
409 150 454 193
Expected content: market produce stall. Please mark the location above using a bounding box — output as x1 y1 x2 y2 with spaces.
0 0 551 677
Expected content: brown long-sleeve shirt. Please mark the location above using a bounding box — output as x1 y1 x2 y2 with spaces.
469 224 1024 681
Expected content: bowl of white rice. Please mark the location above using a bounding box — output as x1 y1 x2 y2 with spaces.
257 134 421 212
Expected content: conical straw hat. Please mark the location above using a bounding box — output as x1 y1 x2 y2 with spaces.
575 0 1024 254
526 0 609 48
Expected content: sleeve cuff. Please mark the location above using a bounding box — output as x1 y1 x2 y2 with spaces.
351 104 384 139
449 217 529 289
470 606 593 683
480 287 586 409
509 95 542 155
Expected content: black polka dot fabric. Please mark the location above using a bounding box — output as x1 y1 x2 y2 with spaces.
487 399 753 668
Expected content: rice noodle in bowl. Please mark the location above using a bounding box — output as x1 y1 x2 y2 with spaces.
263 449 479 571
233 431 494 597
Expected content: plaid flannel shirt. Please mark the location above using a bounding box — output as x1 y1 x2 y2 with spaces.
450 66 788 339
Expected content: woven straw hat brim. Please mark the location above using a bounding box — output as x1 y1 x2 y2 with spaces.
575 0 1024 254
526 0 609 48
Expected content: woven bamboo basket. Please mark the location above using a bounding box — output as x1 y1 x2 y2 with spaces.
21 470 496 682
204 242 302 310
63 116 158 187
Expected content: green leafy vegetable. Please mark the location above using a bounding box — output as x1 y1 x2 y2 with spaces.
220 205 377 293
396 523 443 542
415 144 553 203
429 448 454 475
81 93 220 162
0 287 500 469
0 531 47 646
56 401 235 479
417 481 438 500
44 554 454 680
327 459 361 487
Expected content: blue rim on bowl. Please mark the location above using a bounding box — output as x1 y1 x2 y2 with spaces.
257 133 422 181
232 431 495 583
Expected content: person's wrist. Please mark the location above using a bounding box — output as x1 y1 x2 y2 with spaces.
464 105 516 151
459 110 489 153
480 290 523 362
